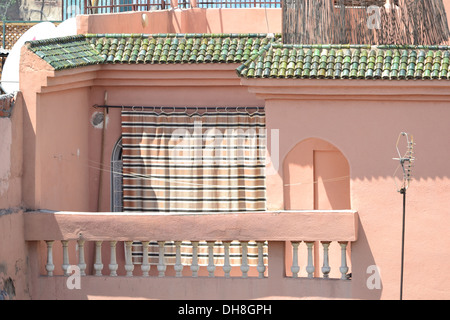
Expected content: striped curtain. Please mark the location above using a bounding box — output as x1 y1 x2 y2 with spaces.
120 107 267 266
121 108 266 212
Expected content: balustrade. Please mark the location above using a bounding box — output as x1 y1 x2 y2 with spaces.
26 210 357 299
42 239 350 279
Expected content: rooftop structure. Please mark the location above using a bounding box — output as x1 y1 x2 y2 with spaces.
1 2 450 301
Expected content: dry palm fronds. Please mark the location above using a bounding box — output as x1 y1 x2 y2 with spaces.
282 0 450 45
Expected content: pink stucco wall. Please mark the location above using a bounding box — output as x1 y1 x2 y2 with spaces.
247 79 450 299
76 8 282 35
2 6 450 300
0 93 30 300
0 93 22 210
16 53 450 299
88 64 263 212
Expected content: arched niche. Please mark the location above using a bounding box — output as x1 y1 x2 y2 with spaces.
111 137 123 212
283 138 350 210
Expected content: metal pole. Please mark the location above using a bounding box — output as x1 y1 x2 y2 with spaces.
399 187 406 300
2 21 6 49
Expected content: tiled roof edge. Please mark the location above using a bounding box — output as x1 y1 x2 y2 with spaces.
235 42 450 80
25 34 103 71
84 32 282 39
25 33 283 70
25 33 450 80
270 43 450 50
25 34 87 49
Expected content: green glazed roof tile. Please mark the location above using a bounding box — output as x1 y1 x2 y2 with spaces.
26 35 105 70
237 43 450 81
25 33 450 81
26 33 282 70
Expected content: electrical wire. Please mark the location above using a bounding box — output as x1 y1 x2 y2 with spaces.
55 154 351 188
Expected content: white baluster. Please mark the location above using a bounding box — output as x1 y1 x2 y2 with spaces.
321 241 331 279
174 241 183 277
141 241 150 277
77 239 86 276
306 241 315 278
240 241 249 278
94 241 103 276
109 241 118 276
206 241 216 277
157 241 166 277
190 241 199 278
291 241 300 278
222 241 232 278
339 241 349 280
45 240 55 276
124 241 134 277
257 241 266 278
61 240 70 276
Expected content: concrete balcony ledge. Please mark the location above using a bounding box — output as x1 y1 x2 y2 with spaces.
24 210 358 242
24 210 357 299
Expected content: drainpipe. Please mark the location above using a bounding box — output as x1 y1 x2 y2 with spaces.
97 91 108 212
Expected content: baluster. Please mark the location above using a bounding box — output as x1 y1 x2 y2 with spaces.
61 240 70 276
240 241 249 278
174 241 183 277
109 241 118 276
141 241 150 277
190 241 199 277
257 241 266 278
339 241 349 280
306 241 315 278
94 241 103 276
321 241 331 279
124 241 134 277
206 241 216 277
45 240 55 276
291 241 300 278
157 241 166 277
222 241 232 278
77 239 86 276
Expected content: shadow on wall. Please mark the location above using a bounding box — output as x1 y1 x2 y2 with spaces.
282 137 382 299
283 137 350 211
353 220 383 300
